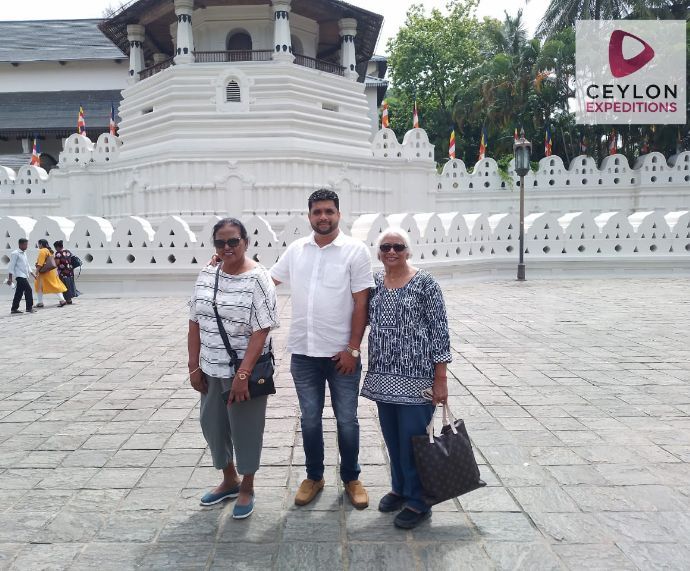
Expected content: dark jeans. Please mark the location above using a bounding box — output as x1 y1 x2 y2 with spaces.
377 401 435 512
11 277 33 311
59 275 77 301
290 354 362 483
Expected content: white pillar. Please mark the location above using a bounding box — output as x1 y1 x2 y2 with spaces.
272 0 294 62
127 24 145 84
339 18 358 80
174 0 195 64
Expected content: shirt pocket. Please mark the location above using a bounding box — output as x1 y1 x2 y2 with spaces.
322 264 347 289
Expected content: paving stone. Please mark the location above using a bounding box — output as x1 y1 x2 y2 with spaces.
483 541 565 570
40 510 105 542
347 543 416 570
459 487 521 512
468 512 540 542
71 543 150 571
139 541 214 570
282 511 341 542
275 543 343 571
210 543 278 570
9 543 83 571
552 543 637 570
616 540 690 571
415 542 493 571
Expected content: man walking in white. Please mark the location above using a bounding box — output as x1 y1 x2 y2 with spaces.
7 238 36 314
271 189 374 508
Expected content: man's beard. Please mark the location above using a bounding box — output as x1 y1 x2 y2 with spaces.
312 221 337 235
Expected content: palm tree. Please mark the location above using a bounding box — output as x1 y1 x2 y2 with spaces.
531 0 633 38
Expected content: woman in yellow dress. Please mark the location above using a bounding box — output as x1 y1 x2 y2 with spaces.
34 239 67 308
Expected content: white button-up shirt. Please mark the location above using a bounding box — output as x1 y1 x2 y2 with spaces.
271 231 374 357
7 249 31 279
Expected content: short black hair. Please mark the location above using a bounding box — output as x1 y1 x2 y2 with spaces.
53 240 64 249
308 189 339 212
212 218 248 242
18 238 28 245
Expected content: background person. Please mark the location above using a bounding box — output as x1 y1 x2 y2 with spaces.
188 218 279 519
361 228 451 529
7 238 36 314
34 239 67 308
53 240 78 304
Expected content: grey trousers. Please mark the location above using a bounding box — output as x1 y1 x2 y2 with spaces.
199 374 268 474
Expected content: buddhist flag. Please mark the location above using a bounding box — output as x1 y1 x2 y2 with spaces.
677 128 684 153
109 103 117 135
478 126 487 161
449 130 456 159
608 129 617 155
579 132 588 155
77 106 86 136
640 134 650 155
413 100 419 129
381 101 389 129
514 128 519 143
544 125 553 157
30 138 40 166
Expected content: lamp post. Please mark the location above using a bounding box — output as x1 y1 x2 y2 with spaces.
513 129 532 281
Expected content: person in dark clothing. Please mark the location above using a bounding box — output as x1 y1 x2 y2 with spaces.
53 240 78 304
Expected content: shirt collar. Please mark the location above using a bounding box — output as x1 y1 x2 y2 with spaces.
308 230 346 248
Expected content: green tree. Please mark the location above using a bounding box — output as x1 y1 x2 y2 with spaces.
386 0 485 161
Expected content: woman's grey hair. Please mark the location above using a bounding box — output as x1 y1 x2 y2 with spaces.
375 227 414 257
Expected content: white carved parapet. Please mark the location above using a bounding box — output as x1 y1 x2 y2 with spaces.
279 215 311 247
59 134 94 169
414 213 446 259
596 211 637 254
29 216 75 248
110 216 155 266
9 165 49 198
559 212 601 256
0 216 36 265
401 129 435 162
632 152 667 186
0 167 16 198
153 215 197 266
69 216 114 266
599 154 632 186
629 211 672 255
244 215 280 266
469 158 504 192
351 213 388 250
439 212 471 257
94 134 122 164
524 213 563 256
488 213 518 256
439 159 470 192
372 129 403 159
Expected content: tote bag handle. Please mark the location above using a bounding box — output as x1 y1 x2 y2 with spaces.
426 403 458 443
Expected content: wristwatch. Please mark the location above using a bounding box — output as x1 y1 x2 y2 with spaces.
236 370 250 381
346 346 360 358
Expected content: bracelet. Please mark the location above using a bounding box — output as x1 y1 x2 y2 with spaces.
188 367 200 375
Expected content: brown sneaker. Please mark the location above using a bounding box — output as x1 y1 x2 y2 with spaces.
294 478 325 506
344 480 369 509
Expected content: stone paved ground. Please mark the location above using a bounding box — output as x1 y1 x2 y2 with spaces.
1 278 690 570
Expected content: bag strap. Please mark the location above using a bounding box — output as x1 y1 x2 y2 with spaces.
211 265 273 370
212 265 240 369
426 403 458 443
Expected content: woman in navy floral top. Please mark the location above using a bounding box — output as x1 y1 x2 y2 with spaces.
361 228 451 529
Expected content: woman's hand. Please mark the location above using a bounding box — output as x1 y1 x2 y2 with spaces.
208 253 221 266
228 372 250 404
431 376 448 406
190 369 208 394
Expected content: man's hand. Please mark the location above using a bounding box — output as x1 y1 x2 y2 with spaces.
5 277 12 286
190 369 208 394
228 374 250 404
431 376 448 406
332 351 357 375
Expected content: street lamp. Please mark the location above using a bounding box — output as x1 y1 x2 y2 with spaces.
513 128 532 281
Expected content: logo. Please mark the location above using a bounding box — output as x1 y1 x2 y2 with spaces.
609 30 655 78
576 21 686 125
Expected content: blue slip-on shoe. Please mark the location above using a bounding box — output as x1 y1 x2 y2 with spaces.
232 494 255 519
200 485 240 506
393 507 432 529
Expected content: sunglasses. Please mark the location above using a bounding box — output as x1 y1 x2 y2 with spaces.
379 243 407 253
213 238 242 248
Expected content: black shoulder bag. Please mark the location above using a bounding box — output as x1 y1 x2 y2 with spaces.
212 265 276 399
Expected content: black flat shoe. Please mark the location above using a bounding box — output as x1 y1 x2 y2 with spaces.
394 507 431 529
378 492 405 513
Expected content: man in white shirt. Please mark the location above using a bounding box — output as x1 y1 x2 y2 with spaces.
271 189 374 509
7 238 36 314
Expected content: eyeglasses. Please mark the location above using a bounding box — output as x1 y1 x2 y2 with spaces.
213 238 242 248
379 243 407 253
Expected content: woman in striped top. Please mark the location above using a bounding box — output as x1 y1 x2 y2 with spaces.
188 218 279 519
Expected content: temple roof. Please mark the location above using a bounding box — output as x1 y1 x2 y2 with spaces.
0 20 126 63
99 0 383 66
0 90 122 138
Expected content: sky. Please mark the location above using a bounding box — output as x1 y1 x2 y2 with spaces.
1 0 552 54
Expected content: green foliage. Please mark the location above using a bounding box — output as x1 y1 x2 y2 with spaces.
384 0 688 169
